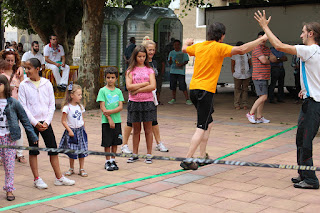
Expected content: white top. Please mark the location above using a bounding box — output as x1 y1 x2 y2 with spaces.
18 77 55 126
62 104 85 128
296 44 320 102
0 99 9 136
21 51 45 65
43 43 65 62
231 53 252 79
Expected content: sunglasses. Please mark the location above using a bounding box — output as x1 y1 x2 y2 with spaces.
5 48 15 52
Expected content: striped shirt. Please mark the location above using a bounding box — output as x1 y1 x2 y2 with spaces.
252 45 271 80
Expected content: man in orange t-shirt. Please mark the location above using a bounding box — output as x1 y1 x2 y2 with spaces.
180 22 268 170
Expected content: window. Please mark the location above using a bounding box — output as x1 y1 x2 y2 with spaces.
196 5 208 28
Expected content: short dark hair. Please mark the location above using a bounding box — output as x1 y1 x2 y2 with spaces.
0 74 11 98
130 37 135 43
18 43 23 48
257 31 265 37
105 67 118 78
49 35 57 40
173 40 181 45
236 41 244 46
32 41 39 46
207 22 226 41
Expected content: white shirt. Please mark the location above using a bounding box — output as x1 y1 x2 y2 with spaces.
21 51 45 65
18 77 55 126
0 99 9 136
43 43 65 62
231 53 252 79
296 44 320 102
62 104 85 128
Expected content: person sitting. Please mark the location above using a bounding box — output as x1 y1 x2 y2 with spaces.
22 41 45 77
44 35 70 91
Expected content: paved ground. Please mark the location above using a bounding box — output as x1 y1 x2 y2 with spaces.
1 85 320 213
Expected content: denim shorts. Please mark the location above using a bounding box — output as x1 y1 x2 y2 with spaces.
253 80 268 96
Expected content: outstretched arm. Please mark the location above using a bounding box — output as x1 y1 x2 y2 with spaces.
231 34 268 56
254 10 297 55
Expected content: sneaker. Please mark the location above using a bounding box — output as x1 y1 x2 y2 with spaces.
294 180 319 189
121 145 132 154
155 142 169 152
186 99 193 105
54 176 75 186
111 161 119 170
291 176 303 183
256 117 270 124
168 99 176 104
127 155 139 163
105 161 114 171
144 155 153 164
34 177 48 189
180 161 198 170
246 113 256 124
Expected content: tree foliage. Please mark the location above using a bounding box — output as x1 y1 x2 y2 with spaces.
2 0 83 64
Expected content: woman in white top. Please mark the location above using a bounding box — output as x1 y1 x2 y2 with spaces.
231 41 252 110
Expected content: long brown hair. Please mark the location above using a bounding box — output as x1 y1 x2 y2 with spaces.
127 45 150 76
304 22 320 45
0 74 11 98
0 49 21 83
62 83 83 110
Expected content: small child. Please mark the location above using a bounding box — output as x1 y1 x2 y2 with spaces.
125 45 156 164
59 83 88 177
168 40 192 105
18 58 75 189
0 74 38 201
96 67 124 171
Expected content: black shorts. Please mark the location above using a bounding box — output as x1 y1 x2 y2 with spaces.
28 123 58 155
101 123 123 147
170 74 187 91
190 90 214 130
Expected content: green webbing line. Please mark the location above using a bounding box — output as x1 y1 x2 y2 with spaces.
216 125 297 160
0 125 297 211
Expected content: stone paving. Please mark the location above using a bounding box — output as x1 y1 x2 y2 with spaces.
1 86 320 212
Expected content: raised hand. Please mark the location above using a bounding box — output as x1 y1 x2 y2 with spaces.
254 10 271 29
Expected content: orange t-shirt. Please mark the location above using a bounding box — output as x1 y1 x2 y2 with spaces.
186 41 233 93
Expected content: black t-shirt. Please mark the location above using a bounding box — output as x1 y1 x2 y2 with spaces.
149 60 158 76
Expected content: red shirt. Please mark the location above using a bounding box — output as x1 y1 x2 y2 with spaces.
252 45 271 80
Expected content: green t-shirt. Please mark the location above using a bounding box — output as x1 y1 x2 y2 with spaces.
96 87 124 124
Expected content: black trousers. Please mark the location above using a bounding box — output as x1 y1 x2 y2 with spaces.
269 66 285 101
296 98 320 185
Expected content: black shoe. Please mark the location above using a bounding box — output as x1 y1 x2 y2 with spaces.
291 176 303 183
294 180 319 189
105 161 114 171
180 161 198 170
277 99 285 103
269 100 277 104
111 161 119 170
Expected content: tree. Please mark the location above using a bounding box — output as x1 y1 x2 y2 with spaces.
2 0 83 64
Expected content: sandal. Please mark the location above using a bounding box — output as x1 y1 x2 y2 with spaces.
79 169 88 177
17 156 27 164
6 192 15 201
65 168 74 176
